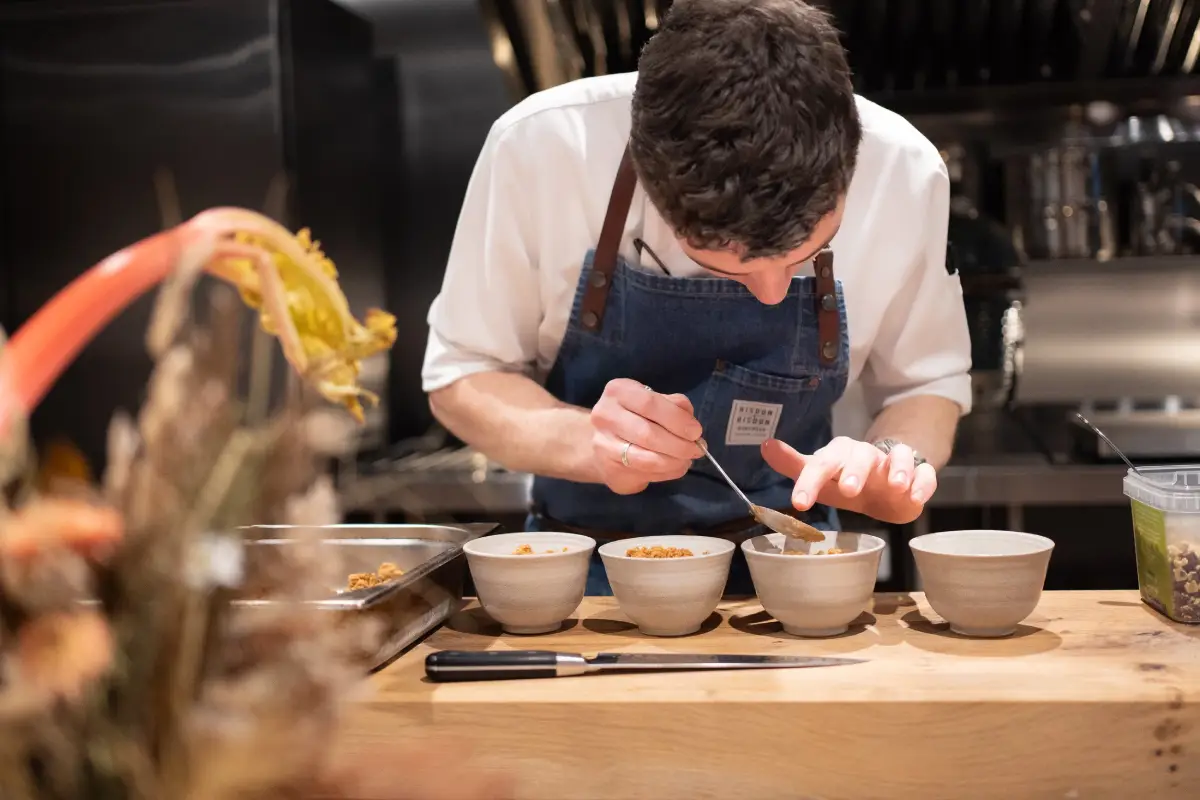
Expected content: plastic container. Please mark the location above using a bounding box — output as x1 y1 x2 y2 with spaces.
1123 465 1200 624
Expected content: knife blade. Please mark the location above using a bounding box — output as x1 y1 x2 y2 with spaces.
424 650 864 682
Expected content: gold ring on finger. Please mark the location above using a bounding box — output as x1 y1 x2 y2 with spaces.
621 441 633 468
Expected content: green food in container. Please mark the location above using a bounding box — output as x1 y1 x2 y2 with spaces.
1123 465 1200 624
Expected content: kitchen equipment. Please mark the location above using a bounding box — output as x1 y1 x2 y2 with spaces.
597 535 734 636
909 530 1055 638
1012 142 1117 262
698 439 824 543
239 523 495 671
462 531 595 634
1074 412 1147 475
1012 256 1200 406
424 649 864 682
946 196 1024 411
742 532 886 638
1123 464 1200 623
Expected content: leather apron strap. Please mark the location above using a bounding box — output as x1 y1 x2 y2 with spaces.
579 145 638 333
813 249 840 365
577 142 844 366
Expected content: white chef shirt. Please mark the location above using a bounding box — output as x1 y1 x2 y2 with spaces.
422 72 973 434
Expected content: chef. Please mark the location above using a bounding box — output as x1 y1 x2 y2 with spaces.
421 0 972 595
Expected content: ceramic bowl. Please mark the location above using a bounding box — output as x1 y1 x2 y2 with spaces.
909 530 1055 638
598 535 734 636
463 532 596 634
743 531 886 637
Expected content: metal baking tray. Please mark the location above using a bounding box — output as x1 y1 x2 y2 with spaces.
238 523 497 671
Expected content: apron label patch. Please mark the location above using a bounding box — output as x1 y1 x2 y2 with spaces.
725 400 783 446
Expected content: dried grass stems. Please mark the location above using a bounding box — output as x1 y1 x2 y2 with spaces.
0 274 377 800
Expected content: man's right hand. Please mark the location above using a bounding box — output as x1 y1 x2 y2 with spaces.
590 379 704 494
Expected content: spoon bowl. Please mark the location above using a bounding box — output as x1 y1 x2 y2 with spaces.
751 505 826 543
697 439 824 543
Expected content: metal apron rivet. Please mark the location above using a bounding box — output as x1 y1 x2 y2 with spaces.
821 293 836 311
582 311 599 329
589 271 608 288
808 376 820 388
821 341 837 360
820 266 832 279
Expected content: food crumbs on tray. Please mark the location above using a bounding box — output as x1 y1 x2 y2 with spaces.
780 548 846 556
626 545 693 558
347 561 405 590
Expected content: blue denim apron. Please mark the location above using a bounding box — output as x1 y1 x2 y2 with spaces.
527 146 849 595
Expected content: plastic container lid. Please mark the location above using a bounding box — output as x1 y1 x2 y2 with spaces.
1122 464 1200 513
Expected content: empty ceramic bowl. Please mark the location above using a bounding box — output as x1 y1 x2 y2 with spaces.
598 535 734 636
463 532 595 634
743 531 886 637
909 530 1055 638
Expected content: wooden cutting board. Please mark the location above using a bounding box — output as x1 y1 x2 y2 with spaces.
329 591 1199 799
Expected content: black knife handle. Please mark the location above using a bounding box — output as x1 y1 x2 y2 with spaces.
425 650 574 682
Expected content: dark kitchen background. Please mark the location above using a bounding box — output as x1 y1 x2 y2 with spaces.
2 0 1198 592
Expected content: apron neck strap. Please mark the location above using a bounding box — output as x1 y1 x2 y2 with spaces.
581 144 638 332
813 249 840 365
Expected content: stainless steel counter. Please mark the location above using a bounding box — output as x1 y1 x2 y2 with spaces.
337 456 1129 518
338 409 1132 518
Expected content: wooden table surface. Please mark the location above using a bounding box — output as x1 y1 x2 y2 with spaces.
332 591 1199 800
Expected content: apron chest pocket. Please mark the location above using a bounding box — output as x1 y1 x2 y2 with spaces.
693 361 826 491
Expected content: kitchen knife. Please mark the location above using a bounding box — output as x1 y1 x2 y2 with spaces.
425 650 864 682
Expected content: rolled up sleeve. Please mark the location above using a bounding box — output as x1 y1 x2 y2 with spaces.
860 160 973 417
422 123 541 393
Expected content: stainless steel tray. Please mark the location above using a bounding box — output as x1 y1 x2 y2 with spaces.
238 523 497 671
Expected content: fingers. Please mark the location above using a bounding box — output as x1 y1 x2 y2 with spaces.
594 431 691 480
591 381 703 493
885 443 917 489
791 451 842 510
606 473 651 495
762 436 939 520
760 439 806 480
662 392 695 415
604 379 703 443
837 440 879 497
592 403 701 462
910 462 938 504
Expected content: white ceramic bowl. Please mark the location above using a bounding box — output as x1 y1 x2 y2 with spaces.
464 532 596 634
909 530 1055 638
743 531 886 637
598 535 734 637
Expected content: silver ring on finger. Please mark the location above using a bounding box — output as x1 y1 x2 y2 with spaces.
621 440 633 468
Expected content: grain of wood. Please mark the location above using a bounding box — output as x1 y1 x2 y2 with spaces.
330 591 1200 800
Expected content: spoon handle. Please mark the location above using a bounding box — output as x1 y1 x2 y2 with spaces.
1073 412 1142 475
697 439 756 511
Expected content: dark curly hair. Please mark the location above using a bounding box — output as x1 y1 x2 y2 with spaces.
630 0 862 260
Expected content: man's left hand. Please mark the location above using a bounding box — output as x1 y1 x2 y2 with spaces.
761 437 935 525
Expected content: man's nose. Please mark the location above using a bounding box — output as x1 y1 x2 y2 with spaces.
743 270 792 305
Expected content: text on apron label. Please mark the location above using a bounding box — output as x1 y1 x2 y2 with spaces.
725 400 784 446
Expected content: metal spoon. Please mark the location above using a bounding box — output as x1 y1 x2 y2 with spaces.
697 439 825 543
1073 412 1145 476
